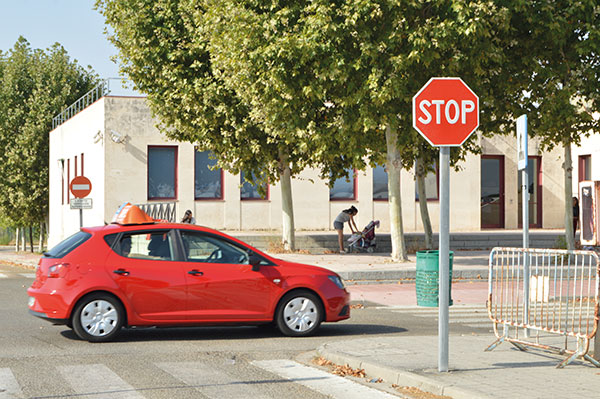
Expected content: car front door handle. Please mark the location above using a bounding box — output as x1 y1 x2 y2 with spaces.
188 270 204 276
113 269 130 276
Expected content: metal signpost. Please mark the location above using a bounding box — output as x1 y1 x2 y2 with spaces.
516 114 530 336
413 77 479 372
69 176 92 228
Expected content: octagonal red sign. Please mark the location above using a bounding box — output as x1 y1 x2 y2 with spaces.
412 77 479 147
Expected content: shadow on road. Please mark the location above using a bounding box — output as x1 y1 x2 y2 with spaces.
59 323 406 342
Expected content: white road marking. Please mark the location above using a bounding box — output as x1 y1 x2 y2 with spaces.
252 359 397 399
19 273 36 279
0 368 22 399
58 364 144 398
0 274 7 279
157 361 270 399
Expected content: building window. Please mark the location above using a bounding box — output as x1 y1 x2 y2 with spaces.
195 150 223 199
373 165 388 200
415 161 439 200
148 146 177 200
330 168 356 200
579 155 591 182
241 171 269 200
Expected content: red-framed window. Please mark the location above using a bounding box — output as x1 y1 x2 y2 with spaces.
81 153 84 176
373 164 388 201
195 149 223 200
67 158 70 204
147 146 178 200
579 155 591 183
415 160 439 201
518 156 543 228
481 155 505 229
240 171 269 200
330 168 357 201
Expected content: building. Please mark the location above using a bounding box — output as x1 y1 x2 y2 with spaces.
49 86 586 247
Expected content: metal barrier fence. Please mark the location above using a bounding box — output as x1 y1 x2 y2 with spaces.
486 247 600 368
135 202 177 223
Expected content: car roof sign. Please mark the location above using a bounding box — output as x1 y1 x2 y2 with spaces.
111 202 156 225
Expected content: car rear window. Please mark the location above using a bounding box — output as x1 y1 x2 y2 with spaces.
43 231 92 259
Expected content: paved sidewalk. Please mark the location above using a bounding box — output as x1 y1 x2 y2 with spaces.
318 334 600 399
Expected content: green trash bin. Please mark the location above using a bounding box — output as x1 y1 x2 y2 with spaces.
416 250 453 307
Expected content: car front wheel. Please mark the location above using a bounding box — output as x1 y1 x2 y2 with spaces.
72 294 124 342
276 291 322 337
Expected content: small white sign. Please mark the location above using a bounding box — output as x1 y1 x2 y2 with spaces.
517 114 528 170
70 198 93 209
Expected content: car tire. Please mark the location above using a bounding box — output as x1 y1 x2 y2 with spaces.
72 293 124 342
276 291 322 337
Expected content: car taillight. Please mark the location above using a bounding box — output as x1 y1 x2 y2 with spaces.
48 263 69 278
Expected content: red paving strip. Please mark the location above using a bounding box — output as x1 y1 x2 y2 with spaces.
348 281 488 306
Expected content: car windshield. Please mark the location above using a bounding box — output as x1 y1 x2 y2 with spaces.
43 231 91 259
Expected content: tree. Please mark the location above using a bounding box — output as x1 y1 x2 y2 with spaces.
297 1 516 260
97 0 374 250
0 37 98 251
506 1 600 250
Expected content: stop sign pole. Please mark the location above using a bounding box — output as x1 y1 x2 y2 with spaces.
413 77 479 372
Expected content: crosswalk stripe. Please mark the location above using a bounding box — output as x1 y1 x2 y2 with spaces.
0 368 22 399
252 359 397 399
157 361 270 399
58 364 144 398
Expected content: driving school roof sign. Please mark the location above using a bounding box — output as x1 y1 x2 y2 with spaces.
412 77 479 147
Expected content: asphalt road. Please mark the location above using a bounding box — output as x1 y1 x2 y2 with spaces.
0 262 493 399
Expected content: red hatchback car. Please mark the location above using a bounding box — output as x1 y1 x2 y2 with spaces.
28 222 350 342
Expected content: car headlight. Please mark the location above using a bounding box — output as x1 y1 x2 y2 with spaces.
328 275 345 290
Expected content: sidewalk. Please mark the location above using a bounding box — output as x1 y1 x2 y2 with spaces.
317 334 600 399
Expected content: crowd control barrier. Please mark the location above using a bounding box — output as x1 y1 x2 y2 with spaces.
486 247 600 368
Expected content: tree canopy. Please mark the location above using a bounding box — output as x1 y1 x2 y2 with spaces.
0 37 98 229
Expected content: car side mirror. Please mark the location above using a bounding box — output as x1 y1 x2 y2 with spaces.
249 254 261 271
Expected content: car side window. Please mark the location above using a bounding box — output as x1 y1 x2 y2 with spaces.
117 231 174 261
180 231 249 265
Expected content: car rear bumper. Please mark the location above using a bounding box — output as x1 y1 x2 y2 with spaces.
28 309 69 325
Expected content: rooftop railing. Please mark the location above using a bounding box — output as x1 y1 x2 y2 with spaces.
51 78 137 129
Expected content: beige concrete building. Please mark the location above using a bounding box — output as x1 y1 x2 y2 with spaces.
49 92 579 247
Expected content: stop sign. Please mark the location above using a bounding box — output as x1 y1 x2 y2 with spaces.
70 176 92 198
412 77 479 147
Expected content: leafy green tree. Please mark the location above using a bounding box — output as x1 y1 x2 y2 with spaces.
0 37 98 251
506 1 600 250
297 1 517 259
97 0 372 250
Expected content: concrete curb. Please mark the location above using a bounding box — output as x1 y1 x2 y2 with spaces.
338 268 488 282
316 344 493 399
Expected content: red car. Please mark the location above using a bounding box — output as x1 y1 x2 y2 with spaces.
28 221 350 342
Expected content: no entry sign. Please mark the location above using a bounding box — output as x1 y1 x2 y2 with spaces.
412 77 479 147
70 176 92 198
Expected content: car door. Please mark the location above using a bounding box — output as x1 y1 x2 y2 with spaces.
105 229 188 321
179 230 278 321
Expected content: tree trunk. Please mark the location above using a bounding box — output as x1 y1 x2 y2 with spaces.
416 156 434 250
279 151 295 251
563 142 575 250
38 221 44 253
21 228 25 252
385 122 408 261
29 226 34 252
15 227 20 252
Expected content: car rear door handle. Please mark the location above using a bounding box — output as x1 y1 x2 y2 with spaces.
113 269 130 276
188 270 204 276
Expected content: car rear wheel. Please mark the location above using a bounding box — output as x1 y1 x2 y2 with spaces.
72 294 124 342
276 291 322 337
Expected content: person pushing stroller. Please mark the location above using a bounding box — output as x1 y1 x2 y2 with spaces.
333 206 358 253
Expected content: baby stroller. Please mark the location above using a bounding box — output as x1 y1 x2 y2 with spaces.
347 220 380 253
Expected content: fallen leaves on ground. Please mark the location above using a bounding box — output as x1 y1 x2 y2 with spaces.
392 385 453 399
312 357 366 377
350 303 364 309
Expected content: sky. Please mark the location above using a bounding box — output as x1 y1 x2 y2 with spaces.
0 0 119 79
